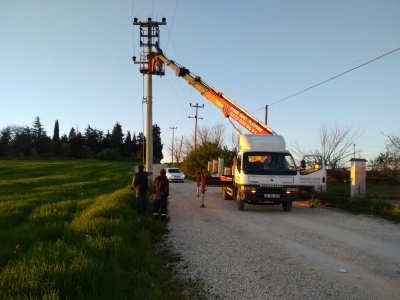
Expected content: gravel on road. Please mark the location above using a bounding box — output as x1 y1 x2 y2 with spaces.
166 180 400 300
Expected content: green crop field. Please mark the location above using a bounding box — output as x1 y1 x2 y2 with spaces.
0 160 192 300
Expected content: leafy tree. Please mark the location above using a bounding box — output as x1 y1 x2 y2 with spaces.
84 125 103 154
221 146 238 168
102 130 111 150
13 126 33 156
32 116 49 155
96 148 118 160
181 141 222 177
60 134 68 144
68 127 76 141
0 127 11 156
153 124 163 162
69 128 84 158
79 145 93 159
124 131 133 157
369 152 393 171
110 122 124 156
60 143 71 158
132 133 137 157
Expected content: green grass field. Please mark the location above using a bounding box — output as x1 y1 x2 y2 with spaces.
0 160 196 300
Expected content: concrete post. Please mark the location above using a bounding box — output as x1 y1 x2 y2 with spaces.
350 158 367 198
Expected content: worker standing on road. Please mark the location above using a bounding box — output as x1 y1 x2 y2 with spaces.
132 165 152 214
196 172 202 197
153 169 170 221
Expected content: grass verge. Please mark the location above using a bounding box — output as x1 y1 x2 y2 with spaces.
0 160 205 299
307 187 400 223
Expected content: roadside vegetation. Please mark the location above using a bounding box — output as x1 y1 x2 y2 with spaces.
0 160 204 299
308 182 400 223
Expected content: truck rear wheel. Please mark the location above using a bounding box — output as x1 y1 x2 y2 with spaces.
282 201 292 212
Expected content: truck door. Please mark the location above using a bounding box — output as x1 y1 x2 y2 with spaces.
299 155 326 192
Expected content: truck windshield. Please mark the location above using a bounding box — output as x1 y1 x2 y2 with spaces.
242 152 297 175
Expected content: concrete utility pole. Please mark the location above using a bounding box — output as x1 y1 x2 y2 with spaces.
189 103 204 150
132 17 166 174
169 127 177 164
265 105 268 125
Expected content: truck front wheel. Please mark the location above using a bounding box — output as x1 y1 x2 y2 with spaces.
236 192 245 211
282 201 292 212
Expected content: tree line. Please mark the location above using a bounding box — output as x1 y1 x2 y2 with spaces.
0 116 164 161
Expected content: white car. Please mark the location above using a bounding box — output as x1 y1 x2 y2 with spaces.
165 168 185 182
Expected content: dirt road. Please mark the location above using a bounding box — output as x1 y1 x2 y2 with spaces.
166 180 400 299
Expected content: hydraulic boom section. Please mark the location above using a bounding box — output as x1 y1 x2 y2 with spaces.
156 53 275 135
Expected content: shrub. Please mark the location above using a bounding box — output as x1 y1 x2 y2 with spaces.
96 148 119 160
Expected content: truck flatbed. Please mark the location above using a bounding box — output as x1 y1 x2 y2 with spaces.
205 176 234 187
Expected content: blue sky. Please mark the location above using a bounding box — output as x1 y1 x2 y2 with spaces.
1 0 399 164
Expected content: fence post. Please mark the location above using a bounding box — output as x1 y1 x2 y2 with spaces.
350 158 367 198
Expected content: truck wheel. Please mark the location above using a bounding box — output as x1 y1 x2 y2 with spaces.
236 192 245 211
238 200 245 211
282 201 292 212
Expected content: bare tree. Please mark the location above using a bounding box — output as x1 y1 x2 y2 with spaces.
383 132 400 151
291 122 363 168
228 130 240 152
173 136 184 164
182 122 227 155
165 135 185 164
382 132 400 173
197 122 226 147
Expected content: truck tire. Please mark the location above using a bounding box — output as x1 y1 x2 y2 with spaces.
236 192 245 211
237 200 245 211
282 201 292 212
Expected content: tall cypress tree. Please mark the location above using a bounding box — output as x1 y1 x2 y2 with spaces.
153 124 163 162
52 120 60 155
110 122 124 156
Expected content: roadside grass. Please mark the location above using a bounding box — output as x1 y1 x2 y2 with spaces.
308 182 400 223
0 160 204 299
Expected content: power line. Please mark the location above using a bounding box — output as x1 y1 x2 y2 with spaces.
267 47 400 107
247 47 400 116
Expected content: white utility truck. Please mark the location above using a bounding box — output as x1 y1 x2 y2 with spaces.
138 44 326 211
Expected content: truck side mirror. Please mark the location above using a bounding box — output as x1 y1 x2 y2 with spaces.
301 160 306 169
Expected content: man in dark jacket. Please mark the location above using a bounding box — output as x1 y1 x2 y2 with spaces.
132 165 152 214
153 169 169 221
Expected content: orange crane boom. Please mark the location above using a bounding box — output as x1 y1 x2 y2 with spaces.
156 53 275 135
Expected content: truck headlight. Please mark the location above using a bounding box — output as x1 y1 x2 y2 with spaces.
286 187 299 194
240 186 256 193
